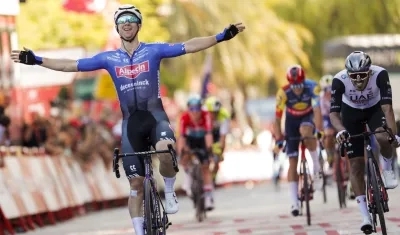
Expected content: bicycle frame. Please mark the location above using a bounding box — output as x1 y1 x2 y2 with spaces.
286 136 317 226
340 121 395 234
112 144 179 234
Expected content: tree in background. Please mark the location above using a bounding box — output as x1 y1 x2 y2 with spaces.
163 0 312 97
270 0 400 77
17 0 169 51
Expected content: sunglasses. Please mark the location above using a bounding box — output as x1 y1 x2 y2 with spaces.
290 83 304 89
116 15 140 25
189 105 201 112
348 71 369 81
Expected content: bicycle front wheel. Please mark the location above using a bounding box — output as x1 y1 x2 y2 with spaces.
335 155 346 209
302 160 311 226
144 179 162 235
369 158 387 235
192 163 205 222
320 156 327 204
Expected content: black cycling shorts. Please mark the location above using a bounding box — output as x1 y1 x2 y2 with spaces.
121 110 175 179
186 136 209 164
341 103 384 159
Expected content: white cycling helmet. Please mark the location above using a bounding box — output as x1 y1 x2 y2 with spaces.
114 4 143 24
320 74 334 89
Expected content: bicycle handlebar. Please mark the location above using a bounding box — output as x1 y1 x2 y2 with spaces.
113 144 179 178
339 121 396 157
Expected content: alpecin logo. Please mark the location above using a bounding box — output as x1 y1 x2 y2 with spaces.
115 61 149 79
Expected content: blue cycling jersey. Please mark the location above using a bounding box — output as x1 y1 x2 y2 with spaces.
76 42 186 119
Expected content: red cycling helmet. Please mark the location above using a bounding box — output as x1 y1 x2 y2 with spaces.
286 65 305 84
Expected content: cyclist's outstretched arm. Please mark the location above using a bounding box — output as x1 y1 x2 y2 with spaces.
377 70 397 134
329 78 346 132
11 48 105 72
185 23 245 54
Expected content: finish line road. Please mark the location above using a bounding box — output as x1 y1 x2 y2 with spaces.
26 182 400 235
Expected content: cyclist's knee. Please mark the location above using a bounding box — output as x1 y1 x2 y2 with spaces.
201 163 210 172
299 125 313 136
375 131 392 156
156 139 175 163
129 176 145 193
324 128 335 136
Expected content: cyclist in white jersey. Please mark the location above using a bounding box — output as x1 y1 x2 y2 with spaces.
330 51 400 233
11 5 245 235
319 75 336 169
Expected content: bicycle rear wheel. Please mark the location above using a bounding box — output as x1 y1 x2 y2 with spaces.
302 160 311 226
192 163 205 222
144 179 162 235
144 179 154 234
335 155 346 209
369 158 387 235
319 156 327 204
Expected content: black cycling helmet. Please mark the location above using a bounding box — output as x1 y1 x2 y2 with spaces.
345 51 372 73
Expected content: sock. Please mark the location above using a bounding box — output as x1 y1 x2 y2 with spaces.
163 176 176 193
356 195 370 217
182 171 192 193
289 181 299 206
203 184 213 197
132 217 144 235
380 155 393 171
309 150 321 173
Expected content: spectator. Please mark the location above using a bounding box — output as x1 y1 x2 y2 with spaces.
0 107 11 145
22 112 48 147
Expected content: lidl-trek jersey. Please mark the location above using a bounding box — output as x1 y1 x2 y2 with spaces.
76 42 186 119
275 79 320 119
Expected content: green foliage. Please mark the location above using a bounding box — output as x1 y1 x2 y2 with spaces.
164 0 313 95
17 0 107 50
17 0 170 50
271 0 400 77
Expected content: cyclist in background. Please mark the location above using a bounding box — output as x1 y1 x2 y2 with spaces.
320 75 336 170
274 65 324 216
203 96 231 186
177 96 215 210
320 75 354 198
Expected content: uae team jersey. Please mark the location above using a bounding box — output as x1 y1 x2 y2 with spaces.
330 65 392 113
76 42 186 119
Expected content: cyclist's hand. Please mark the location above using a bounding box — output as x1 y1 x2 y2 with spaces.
11 47 43 65
391 135 400 148
336 130 350 144
212 143 222 155
216 23 245 42
314 130 324 140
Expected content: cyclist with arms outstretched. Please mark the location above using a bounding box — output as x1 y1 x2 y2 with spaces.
330 51 400 233
11 5 245 235
274 65 324 217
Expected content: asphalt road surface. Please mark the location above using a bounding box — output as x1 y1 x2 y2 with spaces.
25 182 400 235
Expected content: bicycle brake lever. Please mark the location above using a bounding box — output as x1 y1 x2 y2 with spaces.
167 144 180 172
339 143 346 158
